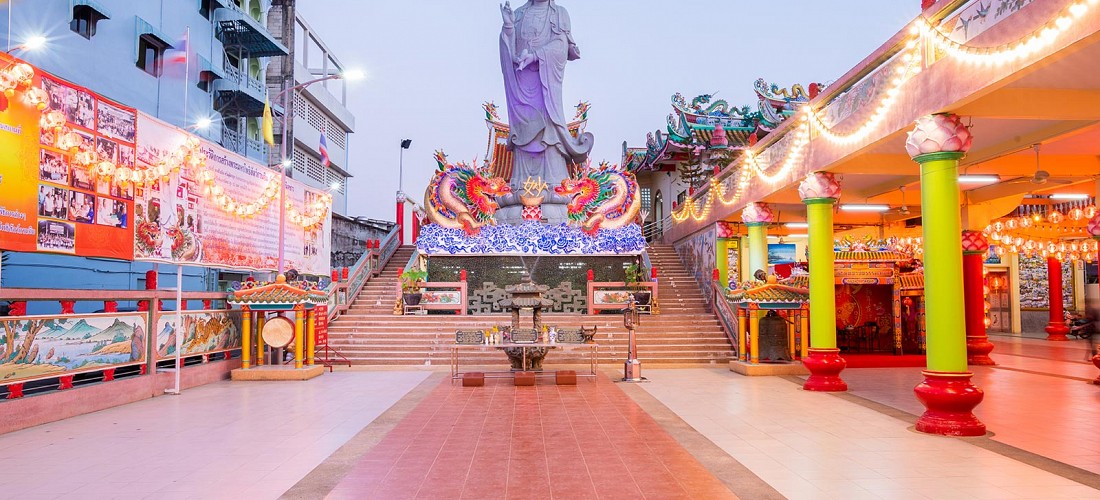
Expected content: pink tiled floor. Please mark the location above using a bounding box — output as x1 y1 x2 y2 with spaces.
843 334 1100 475
325 374 736 500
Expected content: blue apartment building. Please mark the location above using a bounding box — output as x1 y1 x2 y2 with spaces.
0 0 355 313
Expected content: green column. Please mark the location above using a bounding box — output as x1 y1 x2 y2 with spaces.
746 223 768 278
916 152 968 373
805 198 837 349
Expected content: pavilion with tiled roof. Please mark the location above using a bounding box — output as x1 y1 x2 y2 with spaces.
227 275 328 376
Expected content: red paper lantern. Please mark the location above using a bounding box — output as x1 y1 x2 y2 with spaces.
341 267 349 280
651 267 658 279
459 269 467 281
145 270 157 290
586 269 594 281
331 270 339 281
712 268 720 281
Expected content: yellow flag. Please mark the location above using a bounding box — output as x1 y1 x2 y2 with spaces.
262 97 275 146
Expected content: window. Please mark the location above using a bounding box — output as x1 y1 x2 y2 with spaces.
199 0 213 20
136 35 167 77
70 5 104 39
640 187 652 211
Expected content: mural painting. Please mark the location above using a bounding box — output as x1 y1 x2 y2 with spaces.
674 227 716 289
155 310 239 360
0 314 146 382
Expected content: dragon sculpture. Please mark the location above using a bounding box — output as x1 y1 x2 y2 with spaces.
424 150 511 235
554 162 641 236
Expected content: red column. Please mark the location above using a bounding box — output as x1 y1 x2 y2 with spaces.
411 212 420 243
396 193 406 245
1044 257 1070 340
961 231 994 365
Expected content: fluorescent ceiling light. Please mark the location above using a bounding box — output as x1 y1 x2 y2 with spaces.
1050 193 1089 200
958 175 999 183
785 233 808 238
785 222 809 229
839 204 890 212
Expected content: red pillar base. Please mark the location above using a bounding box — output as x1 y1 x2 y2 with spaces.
802 348 847 392
966 336 996 366
913 371 986 436
1044 322 1070 341
1091 348 1100 385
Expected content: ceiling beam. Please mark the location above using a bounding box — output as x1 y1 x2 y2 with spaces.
955 89 1100 121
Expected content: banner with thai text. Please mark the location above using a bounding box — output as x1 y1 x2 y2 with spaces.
133 113 331 275
0 53 135 260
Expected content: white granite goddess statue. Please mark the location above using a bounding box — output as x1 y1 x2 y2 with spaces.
497 0 594 224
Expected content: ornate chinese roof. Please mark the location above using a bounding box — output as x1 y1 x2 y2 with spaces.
834 251 908 263
625 80 822 173
727 283 809 304
483 101 590 182
782 275 809 289
899 272 925 291
227 275 328 306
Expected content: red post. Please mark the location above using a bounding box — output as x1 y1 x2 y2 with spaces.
180 300 187 311
104 301 118 313
586 269 594 281
396 196 405 245
412 212 421 243
58 375 74 390
342 267 349 280
1044 257 1070 340
459 269 467 281
60 300 75 315
651 267 658 279
331 269 339 282
203 299 212 310
145 270 157 289
712 268 719 281
961 232 994 365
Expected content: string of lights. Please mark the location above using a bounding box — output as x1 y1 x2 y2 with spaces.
672 0 1098 226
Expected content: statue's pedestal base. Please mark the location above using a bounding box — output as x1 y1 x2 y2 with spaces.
231 365 324 381
496 204 570 225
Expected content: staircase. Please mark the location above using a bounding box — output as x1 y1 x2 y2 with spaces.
325 244 734 366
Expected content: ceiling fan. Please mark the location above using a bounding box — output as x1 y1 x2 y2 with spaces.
1003 144 1073 186
884 186 919 222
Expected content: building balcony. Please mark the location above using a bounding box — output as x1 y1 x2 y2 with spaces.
220 126 268 162
213 61 277 117
215 3 288 58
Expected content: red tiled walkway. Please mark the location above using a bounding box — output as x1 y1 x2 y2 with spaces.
325 374 736 499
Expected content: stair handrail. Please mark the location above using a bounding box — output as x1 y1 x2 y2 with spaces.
330 245 375 321
709 280 740 357
375 226 401 275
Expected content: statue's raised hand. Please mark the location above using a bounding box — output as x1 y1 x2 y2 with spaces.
501 2 514 27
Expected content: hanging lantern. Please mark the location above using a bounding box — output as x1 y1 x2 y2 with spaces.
1019 216 1032 228
95 161 115 177
9 64 34 86
1070 207 1084 221
40 110 65 130
1048 210 1064 224
993 221 1004 232
1005 218 1017 230
23 87 49 110
1086 205 1099 219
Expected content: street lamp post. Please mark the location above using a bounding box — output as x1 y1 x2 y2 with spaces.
398 139 411 245
272 71 360 274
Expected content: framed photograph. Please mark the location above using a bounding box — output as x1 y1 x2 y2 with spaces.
70 167 94 191
37 219 76 254
37 184 70 220
39 149 69 185
68 191 95 224
97 100 136 143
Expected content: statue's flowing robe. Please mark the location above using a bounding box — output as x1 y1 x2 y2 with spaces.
499 2 593 205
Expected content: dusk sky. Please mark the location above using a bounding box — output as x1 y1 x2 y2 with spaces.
296 0 920 222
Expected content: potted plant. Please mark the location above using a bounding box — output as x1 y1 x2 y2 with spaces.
624 263 651 306
400 268 428 306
